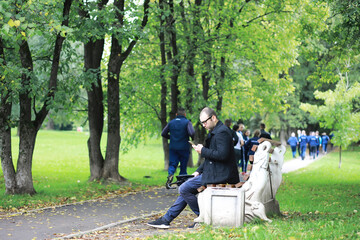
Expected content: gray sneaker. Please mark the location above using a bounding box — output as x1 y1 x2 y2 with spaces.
147 217 170 229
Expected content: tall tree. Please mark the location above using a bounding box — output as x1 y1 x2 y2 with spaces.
78 0 109 181
0 0 73 194
101 0 150 181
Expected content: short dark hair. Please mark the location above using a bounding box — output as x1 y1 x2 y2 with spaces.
260 123 266 129
224 119 232 127
200 107 217 118
177 108 186 116
232 124 239 131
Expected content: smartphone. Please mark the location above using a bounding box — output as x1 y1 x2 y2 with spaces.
188 140 196 145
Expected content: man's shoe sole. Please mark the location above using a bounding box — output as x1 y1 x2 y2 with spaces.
147 223 170 229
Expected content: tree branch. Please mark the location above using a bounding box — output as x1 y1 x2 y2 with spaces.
34 0 73 130
120 0 150 63
243 10 292 27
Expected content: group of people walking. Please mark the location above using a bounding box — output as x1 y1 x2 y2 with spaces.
287 130 332 160
229 122 272 175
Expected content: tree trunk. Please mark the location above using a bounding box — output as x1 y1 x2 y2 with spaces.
105 34 125 182
338 145 342 168
80 0 108 182
280 128 287 145
194 122 207 167
187 145 194 168
0 41 17 193
0 124 16 194
84 40 106 181
104 55 124 181
180 0 200 115
103 0 149 181
167 0 181 120
17 39 37 195
215 56 225 112
159 0 169 170
16 120 37 195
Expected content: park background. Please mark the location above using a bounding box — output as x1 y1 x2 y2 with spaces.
0 0 360 238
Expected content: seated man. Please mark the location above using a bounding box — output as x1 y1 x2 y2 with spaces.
147 107 239 228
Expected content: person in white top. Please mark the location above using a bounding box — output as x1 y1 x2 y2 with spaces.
232 124 244 171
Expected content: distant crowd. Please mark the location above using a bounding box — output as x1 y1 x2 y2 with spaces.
287 130 333 160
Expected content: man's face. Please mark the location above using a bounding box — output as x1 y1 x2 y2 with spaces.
239 125 244 131
200 113 215 131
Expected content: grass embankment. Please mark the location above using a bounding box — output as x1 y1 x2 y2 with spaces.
151 146 360 240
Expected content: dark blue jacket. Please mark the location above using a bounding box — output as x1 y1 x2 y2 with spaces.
161 115 195 150
287 136 298 147
322 135 330 144
197 121 239 185
309 136 319 147
299 135 308 147
244 136 260 156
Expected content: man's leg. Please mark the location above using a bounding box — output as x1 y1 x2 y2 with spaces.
163 175 202 222
168 149 180 176
301 146 305 160
178 150 190 175
166 149 181 188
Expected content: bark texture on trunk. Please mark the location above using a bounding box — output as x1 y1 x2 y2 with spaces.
159 0 169 170
167 0 181 121
85 39 106 181
80 0 108 181
17 39 37 195
0 38 17 194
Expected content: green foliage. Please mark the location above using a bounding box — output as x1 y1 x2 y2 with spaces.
118 0 330 150
0 0 82 128
301 76 360 149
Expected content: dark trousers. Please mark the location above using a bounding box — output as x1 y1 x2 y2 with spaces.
168 149 190 176
310 146 317 159
290 145 297 158
164 175 202 222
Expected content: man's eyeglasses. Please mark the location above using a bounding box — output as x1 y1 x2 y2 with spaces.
200 115 212 125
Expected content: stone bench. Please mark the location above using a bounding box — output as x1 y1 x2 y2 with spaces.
195 139 286 227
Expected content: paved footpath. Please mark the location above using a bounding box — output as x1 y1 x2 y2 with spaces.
0 152 327 240
282 152 325 174
0 188 179 240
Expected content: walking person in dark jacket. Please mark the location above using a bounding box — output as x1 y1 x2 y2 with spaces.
299 130 308 160
322 133 330 154
308 132 319 160
287 132 298 158
161 108 195 188
148 107 239 229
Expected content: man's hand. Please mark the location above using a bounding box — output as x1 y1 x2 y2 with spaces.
193 144 203 154
192 171 200 177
